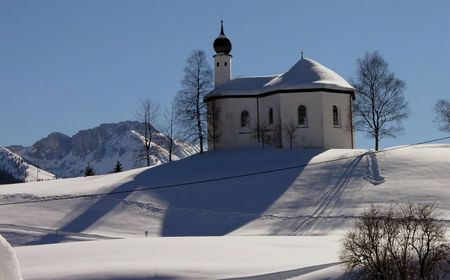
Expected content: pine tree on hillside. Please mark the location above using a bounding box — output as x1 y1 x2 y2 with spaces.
113 161 122 173
84 165 95 176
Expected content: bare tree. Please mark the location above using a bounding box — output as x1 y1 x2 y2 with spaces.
175 50 213 153
434 99 450 133
352 51 409 151
136 98 160 166
340 202 449 280
254 122 271 149
161 102 179 162
283 120 298 151
35 142 42 181
206 100 221 150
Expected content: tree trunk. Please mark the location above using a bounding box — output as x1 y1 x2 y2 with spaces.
168 138 173 162
375 134 379 151
196 76 204 153
146 143 150 166
198 117 204 153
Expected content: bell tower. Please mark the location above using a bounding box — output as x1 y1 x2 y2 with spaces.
213 20 232 87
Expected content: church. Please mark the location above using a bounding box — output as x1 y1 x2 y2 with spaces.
204 22 355 150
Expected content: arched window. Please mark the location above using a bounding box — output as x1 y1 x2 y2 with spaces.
241 111 250 127
269 108 273 124
333 105 339 126
298 105 308 126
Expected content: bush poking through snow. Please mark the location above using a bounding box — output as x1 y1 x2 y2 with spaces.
0 234 23 280
340 202 449 280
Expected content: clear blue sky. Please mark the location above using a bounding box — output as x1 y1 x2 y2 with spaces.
1 0 449 148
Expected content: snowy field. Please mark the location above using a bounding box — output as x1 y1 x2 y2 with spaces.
0 145 449 279
14 236 348 280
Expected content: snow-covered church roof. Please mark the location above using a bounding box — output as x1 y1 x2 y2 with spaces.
205 58 354 101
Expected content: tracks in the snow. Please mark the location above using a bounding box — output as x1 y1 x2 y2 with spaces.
0 223 119 241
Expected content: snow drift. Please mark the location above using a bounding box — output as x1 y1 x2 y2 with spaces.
0 234 22 280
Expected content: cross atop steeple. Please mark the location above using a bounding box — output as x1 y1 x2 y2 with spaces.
220 20 224 35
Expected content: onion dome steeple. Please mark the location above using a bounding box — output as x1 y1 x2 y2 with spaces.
213 20 232 54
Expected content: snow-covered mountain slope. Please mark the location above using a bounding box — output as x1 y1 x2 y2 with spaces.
7 121 198 178
0 144 449 245
0 147 55 184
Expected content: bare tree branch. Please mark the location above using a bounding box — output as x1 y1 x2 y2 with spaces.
283 120 298 151
340 202 449 279
352 51 409 150
160 102 180 162
136 98 160 166
174 50 213 153
434 99 450 133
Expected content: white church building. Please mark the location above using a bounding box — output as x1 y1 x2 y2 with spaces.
204 22 355 150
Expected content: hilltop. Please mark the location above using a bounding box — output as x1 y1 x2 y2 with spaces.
0 144 449 279
1 145 449 240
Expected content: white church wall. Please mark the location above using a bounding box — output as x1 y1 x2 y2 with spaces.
213 98 259 149
207 92 353 150
258 94 282 147
322 93 353 149
279 92 324 149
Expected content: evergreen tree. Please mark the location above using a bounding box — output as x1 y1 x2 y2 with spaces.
84 165 95 176
113 161 123 173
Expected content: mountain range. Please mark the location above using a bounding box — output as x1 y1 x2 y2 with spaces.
0 147 55 184
3 121 198 180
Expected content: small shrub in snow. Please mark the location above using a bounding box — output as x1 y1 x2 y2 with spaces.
340 202 449 280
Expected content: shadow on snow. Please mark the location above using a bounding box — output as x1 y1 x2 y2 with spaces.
30 148 321 243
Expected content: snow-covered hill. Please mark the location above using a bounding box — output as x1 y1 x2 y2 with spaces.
1 144 449 241
7 121 198 178
0 147 55 184
14 236 344 280
1 144 449 279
